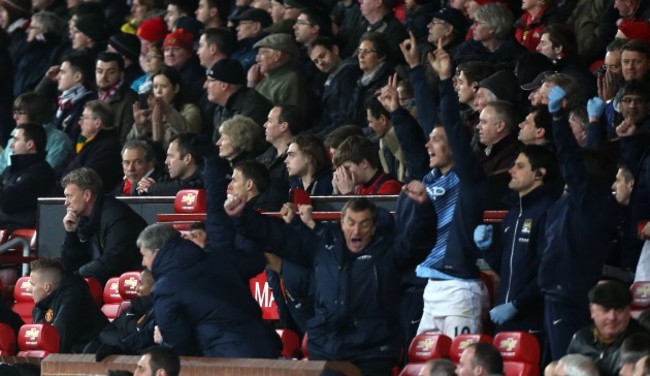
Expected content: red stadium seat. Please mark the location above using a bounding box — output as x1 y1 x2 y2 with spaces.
275 329 300 359
631 281 650 319
399 332 452 376
450 334 494 363
84 278 103 306
0 229 38 268
302 332 309 359
118 271 141 300
0 229 8 244
0 323 16 355
494 332 540 376
17 324 59 358
400 364 426 376
174 189 207 213
101 277 124 321
12 276 33 324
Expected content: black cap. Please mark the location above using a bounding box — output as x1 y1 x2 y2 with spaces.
521 71 554 91
75 13 107 43
588 281 633 309
432 7 469 35
478 70 522 104
235 8 273 28
109 32 141 62
207 58 246 85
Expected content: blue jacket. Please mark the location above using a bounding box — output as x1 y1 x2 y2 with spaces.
538 114 617 307
233 197 437 362
485 185 558 330
151 235 281 358
289 168 334 196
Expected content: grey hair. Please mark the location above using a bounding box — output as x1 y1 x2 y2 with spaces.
61 167 103 195
32 11 63 36
428 359 456 376
137 223 179 251
557 354 599 376
473 3 514 40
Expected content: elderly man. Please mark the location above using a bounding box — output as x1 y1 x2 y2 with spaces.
232 8 272 71
114 140 159 196
248 33 307 108
475 100 521 174
567 281 649 376
61 167 147 284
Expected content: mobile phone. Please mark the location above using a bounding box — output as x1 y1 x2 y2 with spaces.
138 93 150 110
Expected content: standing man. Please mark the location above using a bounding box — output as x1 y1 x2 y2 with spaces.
61 167 147 285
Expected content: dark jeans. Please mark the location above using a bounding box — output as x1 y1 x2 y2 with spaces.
542 297 591 366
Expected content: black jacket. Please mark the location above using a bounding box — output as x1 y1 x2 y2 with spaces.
61 195 147 285
233 198 437 362
141 168 204 196
212 87 273 140
0 153 55 231
33 274 109 353
151 236 281 358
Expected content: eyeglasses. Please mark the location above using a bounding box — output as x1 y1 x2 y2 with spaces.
429 19 448 25
357 48 378 56
80 116 97 121
472 20 487 26
12 110 26 116
294 19 313 26
620 96 647 104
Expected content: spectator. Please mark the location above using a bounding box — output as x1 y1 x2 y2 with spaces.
61 100 123 191
256 105 298 197
138 223 282 358
453 3 526 67
137 133 204 196
323 124 365 158
249 33 307 108
597 38 627 102
403 0 439 43
61 167 147 284
453 61 495 134
131 41 164 96
30 258 108 353
619 334 650 376
216 115 266 166
0 92 72 175
71 12 108 61
197 27 236 69
332 135 403 195
456 343 504 376
555 354 599 376
514 0 553 51
366 97 407 182
474 70 524 115
635 355 650 376
186 221 207 248
568 106 588 148
518 105 553 146
293 7 331 48
476 100 522 174
136 17 168 59
96 52 138 144
128 66 202 150
0 123 56 232
419 358 457 376
134 346 180 376
232 8 272 71
108 33 144 88
225 194 436 375
195 0 229 29
162 28 204 105
115 140 161 196
121 0 164 35
204 58 272 135
164 0 196 31
285 134 333 195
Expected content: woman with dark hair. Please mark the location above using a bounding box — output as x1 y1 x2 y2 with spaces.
347 32 393 128
129 65 201 150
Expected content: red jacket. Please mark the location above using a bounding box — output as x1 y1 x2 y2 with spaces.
514 8 548 51
355 171 403 195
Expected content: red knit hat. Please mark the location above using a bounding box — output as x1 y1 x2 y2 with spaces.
618 21 650 44
137 17 168 43
163 28 193 51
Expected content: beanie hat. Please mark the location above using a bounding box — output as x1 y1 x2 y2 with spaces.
137 17 168 43
478 70 522 104
75 13 108 43
109 32 141 62
207 59 246 85
619 21 650 44
0 0 31 21
588 281 633 309
163 28 194 51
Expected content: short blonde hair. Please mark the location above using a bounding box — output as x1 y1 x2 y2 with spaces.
218 115 264 154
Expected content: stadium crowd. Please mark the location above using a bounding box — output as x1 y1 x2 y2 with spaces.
0 0 650 374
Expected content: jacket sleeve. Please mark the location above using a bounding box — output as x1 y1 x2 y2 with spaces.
0 164 54 213
392 196 437 269
408 65 437 136
391 108 430 180
439 79 486 184
153 286 197 356
61 231 92 275
51 289 102 353
585 118 607 150
233 206 319 268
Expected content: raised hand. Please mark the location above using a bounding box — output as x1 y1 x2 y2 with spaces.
377 73 401 112
402 180 428 204
132 101 151 126
616 118 637 138
298 204 316 229
224 194 246 217
63 208 79 232
280 202 297 224
45 65 60 82
137 177 156 194
399 31 421 68
547 85 566 114
247 64 263 87
427 38 452 80
333 166 355 195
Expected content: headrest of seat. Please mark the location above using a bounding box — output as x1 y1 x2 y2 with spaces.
103 278 122 304
119 272 141 300
408 332 452 362
450 334 494 363
503 361 538 376
0 323 16 354
174 189 207 213
494 331 540 364
14 276 32 302
18 324 59 352
631 281 650 309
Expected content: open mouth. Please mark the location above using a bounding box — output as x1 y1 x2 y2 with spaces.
350 236 363 248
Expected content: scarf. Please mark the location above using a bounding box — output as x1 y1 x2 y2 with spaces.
57 84 89 118
98 80 124 103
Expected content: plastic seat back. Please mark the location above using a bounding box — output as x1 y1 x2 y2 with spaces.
84 278 103 306
275 329 300 359
450 334 493 363
174 189 207 213
631 281 650 319
118 271 141 300
408 332 452 363
12 276 33 324
101 277 123 321
0 323 16 355
17 324 59 358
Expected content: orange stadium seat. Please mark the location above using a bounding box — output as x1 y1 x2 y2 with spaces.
0 323 16 355
101 277 124 321
275 328 300 359
17 324 59 357
631 281 650 319
84 278 103 306
400 332 452 376
174 189 207 213
12 276 33 324
450 334 494 363
494 332 540 376
118 271 141 300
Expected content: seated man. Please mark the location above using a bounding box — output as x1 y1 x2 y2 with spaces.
554 354 599 376
0 123 56 232
332 135 402 195
61 167 147 284
114 140 161 196
456 343 504 376
30 258 108 353
137 133 204 196
567 281 650 376
285 134 333 195
518 105 553 147
138 223 281 358
134 345 180 376
225 195 437 375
